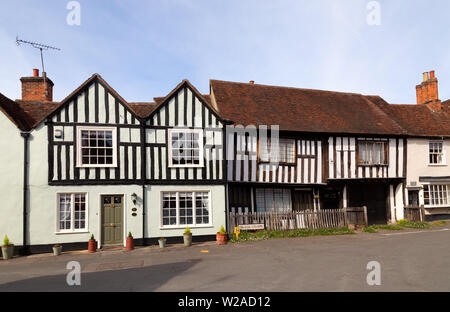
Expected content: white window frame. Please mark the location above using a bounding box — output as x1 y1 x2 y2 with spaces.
428 141 446 166
160 191 212 229
423 183 450 208
168 128 204 168
76 126 117 168
56 192 89 233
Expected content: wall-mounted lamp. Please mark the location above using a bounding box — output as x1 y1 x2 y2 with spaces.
131 193 137 205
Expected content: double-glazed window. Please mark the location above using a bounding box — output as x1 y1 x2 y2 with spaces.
161 191 210 227
260 138 295 164
168 129 204 167
77 127 117 167
429 141 444 164
424 184 449 207
57 193 87 232
255 188 292 212
358 140 388 165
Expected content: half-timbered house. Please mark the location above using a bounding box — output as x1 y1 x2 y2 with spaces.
210 79 408 225
0 70 226 253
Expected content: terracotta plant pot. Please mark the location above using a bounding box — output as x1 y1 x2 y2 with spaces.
88 239 96 253
1 245 14 260
126 236 134 251
53 245 62 256
216 233 228 245
183 233 192 246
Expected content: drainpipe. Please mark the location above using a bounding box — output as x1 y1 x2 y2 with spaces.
20 132 30 255
142 184 147 246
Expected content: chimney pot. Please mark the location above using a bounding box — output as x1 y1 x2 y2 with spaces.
33 68 39 77
249 80 254 85
416 70 440 110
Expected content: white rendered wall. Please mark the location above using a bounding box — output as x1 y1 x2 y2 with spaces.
406 138 450 215
0 113 24 246
145 184 226 238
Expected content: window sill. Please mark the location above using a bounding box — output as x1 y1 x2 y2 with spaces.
357 164 389 167
160 225 214 230
168 165 204 169
55 231 90 235
427 164 447 167
76 165 118 169
424 206 450 209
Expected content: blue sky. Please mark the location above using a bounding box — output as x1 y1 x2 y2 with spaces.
1 0 450 104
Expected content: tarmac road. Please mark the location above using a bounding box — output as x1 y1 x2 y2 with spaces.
0 224 449 291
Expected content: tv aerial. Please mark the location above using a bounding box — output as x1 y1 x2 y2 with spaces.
16 36 61 97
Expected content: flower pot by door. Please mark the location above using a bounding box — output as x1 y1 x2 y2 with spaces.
216 233 228 245
158 239 166 248
88 239 97 253
126 237 134 251
1 245 14 260
53 246 62 256
183 233 192 246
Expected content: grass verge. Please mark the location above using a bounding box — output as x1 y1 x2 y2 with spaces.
397 219 432 229
431 220 447 227
230 227 355 243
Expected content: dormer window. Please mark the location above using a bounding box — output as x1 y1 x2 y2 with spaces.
76 126 117 168
429 141 444 165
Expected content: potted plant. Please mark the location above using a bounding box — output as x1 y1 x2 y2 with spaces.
216 226 228 245
88 234 97 253
158 237 166 248
1 235 14 260
183 227 192 246
126 232 134 251
53 244 62 256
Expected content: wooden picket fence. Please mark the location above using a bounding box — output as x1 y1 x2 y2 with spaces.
404 205 426 222
228 207 368 232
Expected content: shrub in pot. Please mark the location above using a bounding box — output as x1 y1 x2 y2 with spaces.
158 238 166 248
183 227 192 246
216 226 228 245
1 235 14 260
53 244 62 256
126 232 134 251
88 234 97 253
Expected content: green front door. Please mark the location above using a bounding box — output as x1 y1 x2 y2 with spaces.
101 195 124 246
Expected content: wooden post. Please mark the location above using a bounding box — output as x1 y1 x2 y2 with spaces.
363 206 368 227
343 207 348 227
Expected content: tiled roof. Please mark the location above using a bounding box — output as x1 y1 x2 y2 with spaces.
16 100 60 129
368 96 450 137
0 93 34 130
127 102 157 118
210 80 407 136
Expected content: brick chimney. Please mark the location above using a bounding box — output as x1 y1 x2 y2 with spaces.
416 70 441 111
20 69 54 102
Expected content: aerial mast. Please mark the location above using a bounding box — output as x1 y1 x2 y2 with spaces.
16 36 61 97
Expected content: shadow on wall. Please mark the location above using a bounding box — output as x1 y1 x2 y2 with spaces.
0 260 196 292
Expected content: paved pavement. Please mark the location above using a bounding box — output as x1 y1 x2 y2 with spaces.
0 224 449 291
